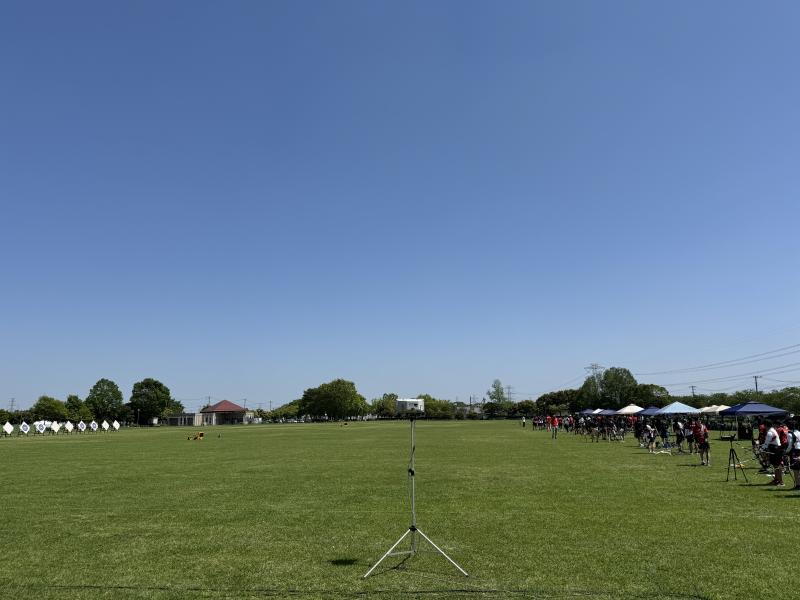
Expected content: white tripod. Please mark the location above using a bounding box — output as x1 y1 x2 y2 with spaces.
363 416 469 579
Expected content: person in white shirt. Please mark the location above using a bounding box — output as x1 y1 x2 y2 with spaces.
788 421 800 491
761 421 784 487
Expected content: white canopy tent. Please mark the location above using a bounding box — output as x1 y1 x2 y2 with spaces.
702 404 730 415
616 404 644 415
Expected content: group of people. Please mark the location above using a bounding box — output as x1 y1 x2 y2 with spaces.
634 418 711 465
754 419 800 488
524 412 800 488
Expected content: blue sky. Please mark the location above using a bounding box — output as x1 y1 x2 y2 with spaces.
2 2 799 411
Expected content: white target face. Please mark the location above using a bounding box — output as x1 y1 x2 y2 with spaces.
2 422 12 435
51 422 61 433
65 421 74 433
78 421 86 432
112 420 120 430
90 421 98 431
101 421 109 431
20 422 30 434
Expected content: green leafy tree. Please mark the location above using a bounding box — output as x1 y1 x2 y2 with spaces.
415 394 455 419
634 384 669 408
65 394 93 422
129 379 181 425
487 379 507 403
270 399 301 420
600 367 638 409
482 402 503 419
537 389 581 414
372 393 398 417
31 396 69 421
298 379 369 419
509 399 537 417
85 378 125 420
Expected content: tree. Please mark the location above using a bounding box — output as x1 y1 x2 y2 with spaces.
129 379 180 425
634 384 669 408
509 399 537 417
298 379 369 419
415 394 455 419
31 396 69 421
372 393 398 417
487 379 507 403
537 389 580 414
85 379 124 420
270 399 301 420
600 367 638 409
65 394 93 422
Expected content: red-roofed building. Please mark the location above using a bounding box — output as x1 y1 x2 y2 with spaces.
199 400 253 425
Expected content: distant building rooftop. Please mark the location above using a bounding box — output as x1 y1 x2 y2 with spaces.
201 400 246 413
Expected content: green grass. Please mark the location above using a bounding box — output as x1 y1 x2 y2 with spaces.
0 421 795 599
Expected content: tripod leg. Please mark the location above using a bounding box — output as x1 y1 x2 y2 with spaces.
733 449 748 483
363 529 411 579
414 528 469 577
727 447 734 481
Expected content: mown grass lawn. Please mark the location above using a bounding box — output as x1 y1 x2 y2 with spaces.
1 420 796 599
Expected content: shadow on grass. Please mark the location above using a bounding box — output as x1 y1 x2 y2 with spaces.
329 558 360 566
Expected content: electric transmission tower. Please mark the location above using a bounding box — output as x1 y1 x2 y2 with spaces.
585 363 605 401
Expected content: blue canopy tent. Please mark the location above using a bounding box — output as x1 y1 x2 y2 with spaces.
719 401 787 416
719 402 788 441
656 401 700 415
598 409 617 416
580 408 597 415
638 406 661 417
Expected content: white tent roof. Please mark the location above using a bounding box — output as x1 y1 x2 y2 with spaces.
656 401 700 415
616 404 644 415
699 405 718 413
592 408 604 414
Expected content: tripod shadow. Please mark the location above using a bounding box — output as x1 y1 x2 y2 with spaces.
328 558 360 566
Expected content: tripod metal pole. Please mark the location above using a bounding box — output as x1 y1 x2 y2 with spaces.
363 416 468 579
726 441 748 483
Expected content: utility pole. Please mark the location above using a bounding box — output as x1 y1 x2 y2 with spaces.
505 386 514 403
753 375 761 397
690 386 696 398
9 398 15 412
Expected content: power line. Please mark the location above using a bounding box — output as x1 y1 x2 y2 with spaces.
657 361 800 387
635 343 800 376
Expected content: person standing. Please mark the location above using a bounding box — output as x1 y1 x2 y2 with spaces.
762 420 784 486
674 419 685 453
788 421 800 490
683 420 694 454
552 416 559 439
693 419 710 466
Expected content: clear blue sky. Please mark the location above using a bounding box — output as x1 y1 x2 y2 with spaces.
2 2 799 411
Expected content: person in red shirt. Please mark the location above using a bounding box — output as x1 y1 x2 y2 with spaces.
693 419 710 466
551 416 559 439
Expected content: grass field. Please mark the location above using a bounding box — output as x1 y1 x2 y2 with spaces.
1 421 796 599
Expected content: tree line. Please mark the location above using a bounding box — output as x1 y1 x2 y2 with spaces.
0 378 183 426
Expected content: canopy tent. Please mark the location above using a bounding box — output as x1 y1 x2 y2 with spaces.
719 402 788 417
579 408 597 415
591 409 604 414
616 404 643 415
656 401 700 415
699 404 730 415
638 406 661 417
598 409 617 416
